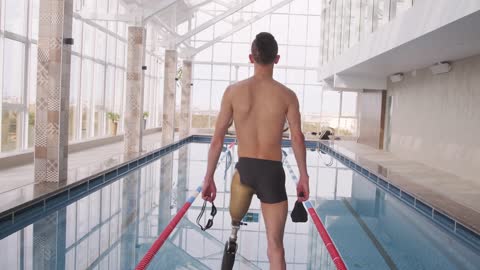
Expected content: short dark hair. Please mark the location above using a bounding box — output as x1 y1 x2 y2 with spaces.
251 32 278 65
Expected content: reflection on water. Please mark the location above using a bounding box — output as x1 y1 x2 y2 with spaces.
0 144 479 270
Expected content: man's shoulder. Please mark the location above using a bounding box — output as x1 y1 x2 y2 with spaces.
230 78 250 89
226 79 251 97
271 80 296 98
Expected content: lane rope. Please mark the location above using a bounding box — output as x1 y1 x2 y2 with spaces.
283 149 348 270
135 141 236 270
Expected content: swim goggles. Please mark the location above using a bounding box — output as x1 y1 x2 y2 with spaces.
196 200 217 231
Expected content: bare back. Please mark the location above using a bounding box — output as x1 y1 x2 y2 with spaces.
229 77 294 161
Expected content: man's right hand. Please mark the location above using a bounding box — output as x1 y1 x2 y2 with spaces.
296 175 310 202
202 177 217 202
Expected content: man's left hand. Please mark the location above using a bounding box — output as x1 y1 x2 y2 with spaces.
297 175 310 202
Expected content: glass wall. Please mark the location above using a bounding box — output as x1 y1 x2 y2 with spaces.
190 0 358 135
0 0 37 152
0 0 164 153
69 0 164 142
319 0 414 66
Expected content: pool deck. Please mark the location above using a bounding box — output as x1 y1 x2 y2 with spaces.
0 132 165 194
2 134 479 239
322 140 480 235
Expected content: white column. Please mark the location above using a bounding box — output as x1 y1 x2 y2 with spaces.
120 171 140 269
34 0 74 182
124 27 146 154
176 60 192 207
179 60 192 139
161 50 177 146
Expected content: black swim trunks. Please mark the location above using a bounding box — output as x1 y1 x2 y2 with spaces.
235 157 288 204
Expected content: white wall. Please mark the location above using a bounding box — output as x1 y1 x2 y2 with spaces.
387 55 480 182
358 91 385 149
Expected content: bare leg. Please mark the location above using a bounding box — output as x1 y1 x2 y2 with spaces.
261 200 288 270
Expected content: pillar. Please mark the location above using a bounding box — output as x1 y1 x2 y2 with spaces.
34 0 73 182
124 27 146 154
120 171 140 269
176 60 191 206
161 50 177 146
33 210 66 270
158 153 174 233
177 147 189 211
179 60 192 139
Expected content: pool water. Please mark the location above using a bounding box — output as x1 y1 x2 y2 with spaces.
0 142 479 270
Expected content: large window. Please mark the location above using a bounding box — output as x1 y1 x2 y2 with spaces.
1 0 165 153
190 0 359 136
70 0 129 142
0 0 32 152
143 52 165 130
5 0 28 36
319 0 414 65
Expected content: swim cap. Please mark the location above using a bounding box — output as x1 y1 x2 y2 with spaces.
291 201 308 223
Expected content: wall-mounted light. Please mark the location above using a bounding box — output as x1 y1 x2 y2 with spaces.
430 62 451 75
389 73 404 83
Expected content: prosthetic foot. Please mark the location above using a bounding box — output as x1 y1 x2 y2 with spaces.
221 222 241 270
221 239 237 270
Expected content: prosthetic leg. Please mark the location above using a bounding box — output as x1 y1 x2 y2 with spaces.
222 171 254 270
221 221 240 269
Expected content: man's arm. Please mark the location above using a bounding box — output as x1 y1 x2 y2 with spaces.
202 87 233 201
286 91 310 201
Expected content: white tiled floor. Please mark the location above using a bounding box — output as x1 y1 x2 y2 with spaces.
0 132 163 194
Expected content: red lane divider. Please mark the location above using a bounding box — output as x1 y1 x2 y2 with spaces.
307 207 347 270
283 154 347 270
135 203 191 270
135 141 236 270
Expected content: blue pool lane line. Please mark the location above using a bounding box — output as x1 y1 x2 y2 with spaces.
187 186 202 204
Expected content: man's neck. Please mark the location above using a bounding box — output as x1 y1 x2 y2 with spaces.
253 63 274 79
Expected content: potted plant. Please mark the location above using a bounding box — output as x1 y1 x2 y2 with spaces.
143 112 149 130
107 112 120 136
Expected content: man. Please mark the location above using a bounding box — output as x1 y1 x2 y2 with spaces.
202 32 309 270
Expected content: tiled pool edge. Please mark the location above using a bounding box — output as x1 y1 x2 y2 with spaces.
0 136 195 239
0 135 316 239
8 134 471 249
318 141 480 252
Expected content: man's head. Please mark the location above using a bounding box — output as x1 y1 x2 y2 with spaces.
250 32 280 65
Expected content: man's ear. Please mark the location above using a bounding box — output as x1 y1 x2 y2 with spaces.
274 55 280 64
249 54 255 64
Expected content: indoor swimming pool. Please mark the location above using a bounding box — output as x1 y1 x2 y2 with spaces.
1 138 479 270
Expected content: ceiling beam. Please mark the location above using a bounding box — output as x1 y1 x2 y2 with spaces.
214 0 235 8
183 0 294 58
175 0 255 45
142 0 179 24
155 19 195 50
200 9 237 24
77 0 179 24
76 11 140 22
188 0 214 10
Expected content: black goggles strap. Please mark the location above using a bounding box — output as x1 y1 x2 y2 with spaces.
196 200 216 231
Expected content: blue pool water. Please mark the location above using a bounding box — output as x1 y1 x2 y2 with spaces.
0 141 479 269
